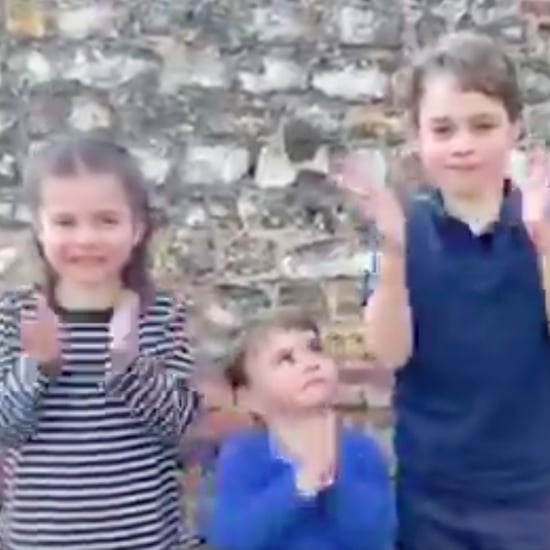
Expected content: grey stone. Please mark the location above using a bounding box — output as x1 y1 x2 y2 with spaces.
470 0 519 25
69 95 113 131
159 43 230 94
281 238 374 279
181 143 251 185
247 6 312 43
0 108 17 137
206 284 272 328
312 65 388 101
0 153 18 187
221 235 277 277
277 281 329 319
129 141 173 186
337 6 403 48
54 3 119 40
325 277 364 319
238 57 307 95
521 65 550 104
285 99 344 137
8 49 57 88
525 103 550 142
414 10 447 48
182 144 250 185
26 93 71 137
64 48 156 90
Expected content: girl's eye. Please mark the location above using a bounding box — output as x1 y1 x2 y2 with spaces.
96 213 120 225
99 217 119 225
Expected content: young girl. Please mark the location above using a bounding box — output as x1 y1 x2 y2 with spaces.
0 135 201 549
202 311 395 550
341 31 550 550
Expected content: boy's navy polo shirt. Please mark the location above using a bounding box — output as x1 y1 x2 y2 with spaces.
363 184 550 500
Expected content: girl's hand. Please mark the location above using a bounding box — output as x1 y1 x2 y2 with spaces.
338 152 406 253
109 290 140 357
20 293 62 376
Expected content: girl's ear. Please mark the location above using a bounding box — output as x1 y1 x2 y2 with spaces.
132 221 145 247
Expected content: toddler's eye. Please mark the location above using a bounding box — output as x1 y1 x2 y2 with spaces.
309 337 322 352
276 351 295 365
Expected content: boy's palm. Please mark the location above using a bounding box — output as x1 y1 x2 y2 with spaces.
522 146 550 254
290 412 337 491
339 152 405 251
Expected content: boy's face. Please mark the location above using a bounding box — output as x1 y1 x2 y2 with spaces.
415 73 520 197
244 328 338 416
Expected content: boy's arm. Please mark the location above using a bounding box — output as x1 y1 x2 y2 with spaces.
363 249 413 370
537 256 550 335
324 432 396 550
105 299 200 446
0 293 50 445
204 435 314 550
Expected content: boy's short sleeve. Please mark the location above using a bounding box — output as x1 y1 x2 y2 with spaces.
361 251 380 307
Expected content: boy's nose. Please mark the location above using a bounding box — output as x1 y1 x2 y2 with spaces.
450 132 475 156
303 359 321 373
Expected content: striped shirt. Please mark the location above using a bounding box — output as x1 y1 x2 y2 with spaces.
0 289 201 550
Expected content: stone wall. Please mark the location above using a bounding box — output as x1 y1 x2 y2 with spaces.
1 0 550 435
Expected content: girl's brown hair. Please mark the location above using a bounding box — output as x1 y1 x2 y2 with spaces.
401 31 522 125
24 133 154 302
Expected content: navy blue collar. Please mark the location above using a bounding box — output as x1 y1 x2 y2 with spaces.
428 179 522 231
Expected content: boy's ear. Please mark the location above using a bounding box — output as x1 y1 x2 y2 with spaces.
237 388 262 416
512 118 523 143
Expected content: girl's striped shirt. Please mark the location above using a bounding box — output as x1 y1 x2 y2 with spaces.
0 289 201 550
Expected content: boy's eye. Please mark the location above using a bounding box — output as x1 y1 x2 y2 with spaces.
432 126 452 136
53 216 76 227
472 122 495 132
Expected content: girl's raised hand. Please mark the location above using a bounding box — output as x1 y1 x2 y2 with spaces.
109 290 140 357
20 293 62 376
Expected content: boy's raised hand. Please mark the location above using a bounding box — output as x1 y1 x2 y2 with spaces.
20 293 62 376
522 145 550 255
338 151 406 253
293 411 337 495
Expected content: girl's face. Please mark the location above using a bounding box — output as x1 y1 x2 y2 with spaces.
36 171 143 289
415 73 520 197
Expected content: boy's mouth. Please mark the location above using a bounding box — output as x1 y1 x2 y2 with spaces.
302 377 328 391
68 256 106 266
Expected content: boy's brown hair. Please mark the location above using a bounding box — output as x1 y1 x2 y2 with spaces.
224 310 320 391
401 31 522 125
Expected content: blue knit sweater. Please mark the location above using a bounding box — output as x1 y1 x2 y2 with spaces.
202 427 395 550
